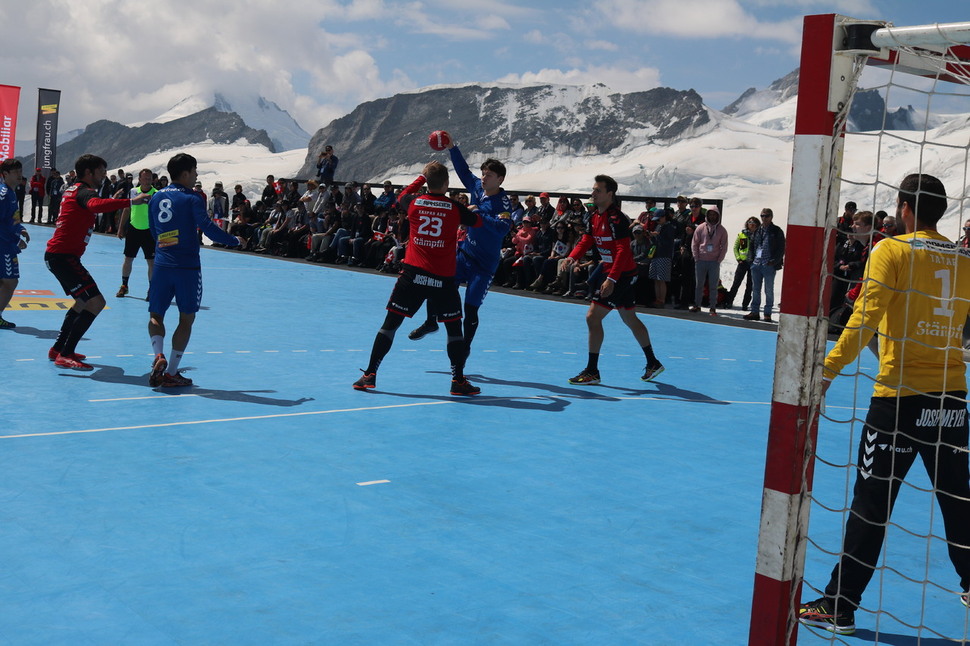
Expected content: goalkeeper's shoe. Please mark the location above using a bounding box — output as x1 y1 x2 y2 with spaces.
353 370 376 391
149 354 168 387
568 370 600 385
116 285 128 297
798 597 855 635
160 371 193 388
641 362 665 382
450 378 480 396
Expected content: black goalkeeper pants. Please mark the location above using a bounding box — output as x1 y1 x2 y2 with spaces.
825 392 970 609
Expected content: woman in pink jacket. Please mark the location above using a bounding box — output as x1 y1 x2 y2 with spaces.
690 205 728 316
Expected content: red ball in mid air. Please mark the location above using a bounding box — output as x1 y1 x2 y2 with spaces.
428 130 451 151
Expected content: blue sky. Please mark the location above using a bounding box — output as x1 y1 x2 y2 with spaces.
3 0 968 141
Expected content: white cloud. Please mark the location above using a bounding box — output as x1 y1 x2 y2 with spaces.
591 0 802 43
585 39 620 51
497 65 662 93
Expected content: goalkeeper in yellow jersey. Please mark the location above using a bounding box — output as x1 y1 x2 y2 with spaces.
799 174 970 636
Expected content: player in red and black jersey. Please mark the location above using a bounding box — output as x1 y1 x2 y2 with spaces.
353 161 483 396
45 154 150 369
564 174 664 385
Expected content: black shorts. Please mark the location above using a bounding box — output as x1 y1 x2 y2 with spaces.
386 265 462 321
45 252 102 302
123 227 155 259
592 272 637 310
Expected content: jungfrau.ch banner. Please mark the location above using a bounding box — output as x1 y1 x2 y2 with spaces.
0 84 21 162
35 88 61 175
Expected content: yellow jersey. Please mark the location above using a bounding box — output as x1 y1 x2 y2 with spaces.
824 230 970 397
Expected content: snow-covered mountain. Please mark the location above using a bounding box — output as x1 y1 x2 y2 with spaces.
136 92 310 152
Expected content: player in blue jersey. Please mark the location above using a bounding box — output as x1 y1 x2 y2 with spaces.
146 153 243 387
0 159 30 329
408 132 512 355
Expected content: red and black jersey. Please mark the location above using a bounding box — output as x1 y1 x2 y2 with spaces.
398 175 481 276
569 204 637 280
46 183 130 257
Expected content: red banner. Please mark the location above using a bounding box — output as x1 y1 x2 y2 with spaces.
0 84 20 162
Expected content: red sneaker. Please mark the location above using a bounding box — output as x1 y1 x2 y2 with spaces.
160 371 193 388
149 353 168 387
49 347 86 361
54 354 92 370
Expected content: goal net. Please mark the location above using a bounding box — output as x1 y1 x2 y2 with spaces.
749 14 970 645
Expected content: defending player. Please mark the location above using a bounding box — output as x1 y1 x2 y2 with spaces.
407 132 512 355
116 168 157 299
0 159 29 329
147 153 243 387
353 161 483 396
45 154 149 368
798 174 970 635
564 175 664 385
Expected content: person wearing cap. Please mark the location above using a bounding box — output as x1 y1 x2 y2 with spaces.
690 204 728 316
28 167 46 223
207 182 230 231
375 181 395 212
537 191 555 222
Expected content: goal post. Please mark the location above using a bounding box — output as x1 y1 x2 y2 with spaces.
749 14 970 646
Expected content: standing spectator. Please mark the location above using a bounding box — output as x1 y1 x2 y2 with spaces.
744 208 786 322
28 168 45 223
798 173 970 636
630 223 653 306
230 184 248 211
116 168 157 299
208 181 230 230
260 175 277 208
147 153 242 388
690 205 728 316
15 175 26 216
316 145 339 186
726 216 760 310
45 169 65 224
564 174 664 385
45 154 149 368
0 159 29 329
648 207 676 308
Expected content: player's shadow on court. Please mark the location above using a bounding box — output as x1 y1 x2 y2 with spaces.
59 364 314 407
456 373 729 406
10 326 62 340
850 629 955 645
370 388 572 412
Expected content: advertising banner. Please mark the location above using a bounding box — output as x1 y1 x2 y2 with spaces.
0 84 21 162
35 88 61 174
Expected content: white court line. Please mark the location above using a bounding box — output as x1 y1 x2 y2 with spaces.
357 480 390 486
89 393 214 402
0 401 456 440
16 358 35 362
206 351 223 354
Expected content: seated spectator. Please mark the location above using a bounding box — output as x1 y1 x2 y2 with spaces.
339 203 374 265
342 182 360 209
301 179 321 215
359 183 376 215
307 205 341 261
374 181 395 212
508 194 524 223
255 202 287 252
521 195 539 224
533 220 575 292
231 184 248 211
521 217 555 289
637 199 657 226
261 175 278 208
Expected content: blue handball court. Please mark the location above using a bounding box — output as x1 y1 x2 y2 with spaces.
1 226 966 645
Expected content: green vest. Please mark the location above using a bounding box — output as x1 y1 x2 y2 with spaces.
129 185 156 230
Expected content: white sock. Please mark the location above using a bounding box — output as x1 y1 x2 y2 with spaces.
167 350 184 375
151 335 164 355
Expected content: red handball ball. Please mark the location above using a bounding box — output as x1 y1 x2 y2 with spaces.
428 130 451 151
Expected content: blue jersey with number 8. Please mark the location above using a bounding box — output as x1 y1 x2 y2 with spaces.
149 183 239 268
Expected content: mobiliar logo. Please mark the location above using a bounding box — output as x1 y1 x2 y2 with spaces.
0 84 21 162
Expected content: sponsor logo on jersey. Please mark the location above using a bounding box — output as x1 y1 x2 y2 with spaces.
415 197 451 210
915 407 967 428
413 274 443 288
158 230 179 248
